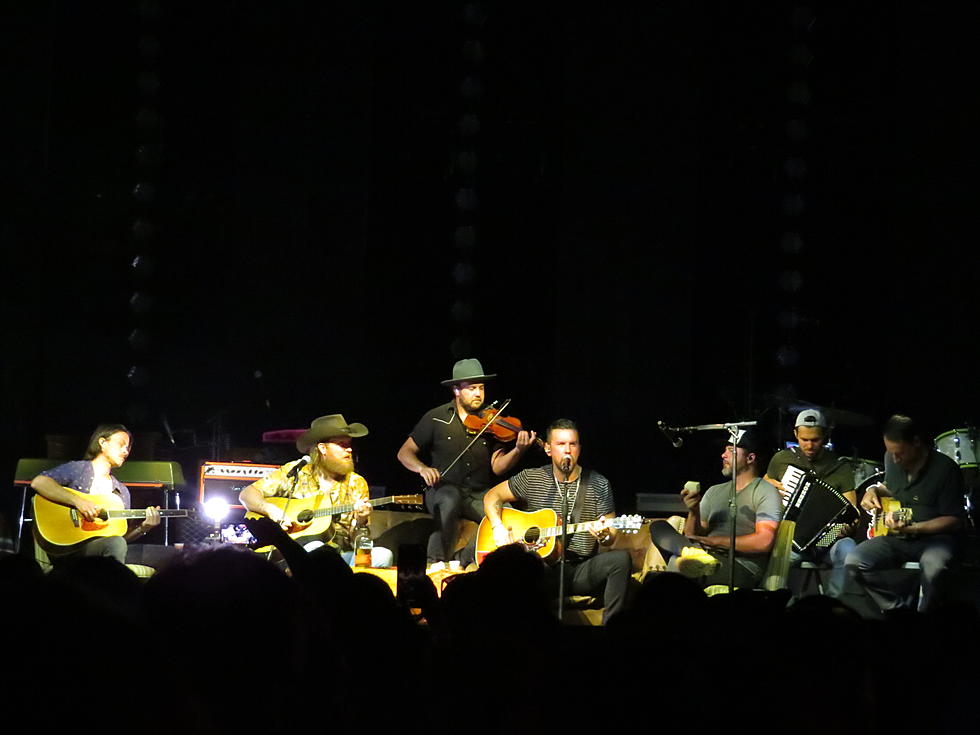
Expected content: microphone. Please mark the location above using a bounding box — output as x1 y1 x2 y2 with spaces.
287 455 311 478
658 420 684 448
161 414 176 446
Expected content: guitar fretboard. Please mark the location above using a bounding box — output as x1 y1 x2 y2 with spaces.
105 510 190 519
308 495 414 519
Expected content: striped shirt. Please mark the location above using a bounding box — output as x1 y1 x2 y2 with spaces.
508 465 614 559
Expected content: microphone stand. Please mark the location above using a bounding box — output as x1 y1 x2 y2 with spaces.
556 458 572 622
725 426 739 592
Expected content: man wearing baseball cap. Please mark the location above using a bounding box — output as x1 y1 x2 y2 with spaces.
240 414 392 567
648 429 783 588
397 358 536 571
764 409 858 597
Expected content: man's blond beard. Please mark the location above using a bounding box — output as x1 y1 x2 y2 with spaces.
312 452 354 480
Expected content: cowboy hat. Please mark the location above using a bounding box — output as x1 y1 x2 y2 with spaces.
439 358 497 386
295 414 368 453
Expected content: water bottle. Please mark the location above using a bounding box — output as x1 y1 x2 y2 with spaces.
353 525 373 568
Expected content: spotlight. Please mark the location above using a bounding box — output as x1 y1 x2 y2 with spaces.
203 498 230 523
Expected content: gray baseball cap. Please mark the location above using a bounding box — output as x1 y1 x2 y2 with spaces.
795 409 827 428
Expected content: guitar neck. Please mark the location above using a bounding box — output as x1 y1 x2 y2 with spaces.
310 495 400 520
106 509 189 519
539 519 604 539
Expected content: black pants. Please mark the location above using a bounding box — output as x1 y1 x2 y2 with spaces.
426 483 486 564
552 550 633 623
648 519 761 588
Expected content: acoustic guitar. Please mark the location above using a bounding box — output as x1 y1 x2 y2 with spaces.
33 487 191 550
867 497 913 538
244 493 423 552
475 507 643 567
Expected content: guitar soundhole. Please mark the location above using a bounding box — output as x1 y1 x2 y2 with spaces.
524 528 540 544
297 510 314 523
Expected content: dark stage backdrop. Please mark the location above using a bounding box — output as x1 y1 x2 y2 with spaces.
3 2 977 532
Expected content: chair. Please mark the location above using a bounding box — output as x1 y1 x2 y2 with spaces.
798 560 832 596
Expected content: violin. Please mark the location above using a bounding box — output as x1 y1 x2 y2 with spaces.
463 407 544 449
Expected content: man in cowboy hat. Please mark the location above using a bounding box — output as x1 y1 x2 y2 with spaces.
397 358 536 571
240 414 393 567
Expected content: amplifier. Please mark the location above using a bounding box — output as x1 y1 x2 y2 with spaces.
198 461 280 509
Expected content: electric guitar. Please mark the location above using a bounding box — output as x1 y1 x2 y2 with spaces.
867 497 913 538
244 493 423 552
474 507 643 567
33 488 191 550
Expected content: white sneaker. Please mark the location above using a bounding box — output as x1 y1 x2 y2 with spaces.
427 561 447 573
447 560 462 572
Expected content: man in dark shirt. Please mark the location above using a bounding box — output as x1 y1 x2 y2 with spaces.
765 409 859 597
397 358 536 569
845 415 965 613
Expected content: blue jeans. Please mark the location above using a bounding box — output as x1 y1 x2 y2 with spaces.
790 536 856 598
844 535 957 612
340 547 394 568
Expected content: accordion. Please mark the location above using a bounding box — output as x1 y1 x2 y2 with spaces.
779 465 860 553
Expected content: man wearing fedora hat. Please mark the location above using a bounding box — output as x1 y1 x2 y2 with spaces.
240 414 393 567
397 358 536 571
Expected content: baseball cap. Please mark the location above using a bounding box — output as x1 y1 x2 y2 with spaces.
795 409 826 429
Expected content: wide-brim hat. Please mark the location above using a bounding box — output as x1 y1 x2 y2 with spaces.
439 358 497 386
295 414 369 454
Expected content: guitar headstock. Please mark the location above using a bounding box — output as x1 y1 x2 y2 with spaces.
611 514 643 533
394 494 424 506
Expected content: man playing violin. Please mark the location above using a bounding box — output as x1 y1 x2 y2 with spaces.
397 358 536 571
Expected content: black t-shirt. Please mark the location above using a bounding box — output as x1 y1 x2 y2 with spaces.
883 449 964 524
410 402 503 491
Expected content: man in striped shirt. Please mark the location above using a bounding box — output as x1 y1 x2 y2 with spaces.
483 418 632 623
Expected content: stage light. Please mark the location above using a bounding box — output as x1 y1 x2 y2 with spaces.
458 113 481 137
778 270 803 293
454 225 476 250
457 150 478 176
451 300 474 323
130 218 155 241
453 262 475 285
203 498 230 523
780 232 804 254
131 254 155 275
129 291 154 314
126 365 150 387
133 182 156 203
128 329 152 351
455 187 479 212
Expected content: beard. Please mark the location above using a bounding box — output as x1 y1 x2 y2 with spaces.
316 453 354 479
